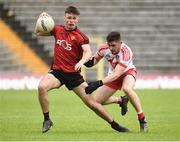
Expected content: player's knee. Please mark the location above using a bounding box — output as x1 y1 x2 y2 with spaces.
38 83 48 93
122 86 132 94
94 96 103 104
85 99 99 110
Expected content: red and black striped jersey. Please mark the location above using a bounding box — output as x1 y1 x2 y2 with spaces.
51 25 89 72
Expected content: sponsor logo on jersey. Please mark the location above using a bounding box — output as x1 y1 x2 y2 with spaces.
56 39 72 51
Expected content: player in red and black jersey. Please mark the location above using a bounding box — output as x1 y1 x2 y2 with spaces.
35 6 129 133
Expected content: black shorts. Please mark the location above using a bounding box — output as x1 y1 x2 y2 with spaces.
49 69 85 90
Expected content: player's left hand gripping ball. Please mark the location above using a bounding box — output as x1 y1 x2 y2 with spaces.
85 80 103 94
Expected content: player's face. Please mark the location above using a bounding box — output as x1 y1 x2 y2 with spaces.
64 13 79 30
108 41 121 55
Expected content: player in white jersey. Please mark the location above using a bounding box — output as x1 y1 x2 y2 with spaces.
84 31 148 132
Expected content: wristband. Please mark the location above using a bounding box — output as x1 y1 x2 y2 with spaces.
84 57 95 67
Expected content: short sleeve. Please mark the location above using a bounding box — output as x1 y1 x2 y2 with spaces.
79 34 89 46
96 43 108 57
119 45 133 67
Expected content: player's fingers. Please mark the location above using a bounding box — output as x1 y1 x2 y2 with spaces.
74 64 81 71
75 61 84 70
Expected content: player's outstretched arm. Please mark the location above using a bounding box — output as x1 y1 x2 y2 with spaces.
85 64 126 94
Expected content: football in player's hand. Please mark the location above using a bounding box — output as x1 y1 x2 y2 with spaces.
36 12 55 33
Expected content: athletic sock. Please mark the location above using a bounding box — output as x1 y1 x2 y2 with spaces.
138 112 145 120
43 112 50 121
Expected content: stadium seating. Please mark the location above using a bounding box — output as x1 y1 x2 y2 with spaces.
0 40 27 73
0 0 180 76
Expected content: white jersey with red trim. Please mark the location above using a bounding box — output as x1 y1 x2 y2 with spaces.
96 42 136 75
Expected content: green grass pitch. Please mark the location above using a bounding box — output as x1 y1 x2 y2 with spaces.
0 89 180 141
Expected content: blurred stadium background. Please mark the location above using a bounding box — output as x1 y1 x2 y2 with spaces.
0 0 180 89
0 1 180 141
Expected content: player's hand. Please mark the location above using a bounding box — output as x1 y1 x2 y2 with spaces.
85 80 103 94
75 61 84 71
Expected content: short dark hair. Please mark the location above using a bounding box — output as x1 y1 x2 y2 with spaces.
65 6 80 15
106 31 121 42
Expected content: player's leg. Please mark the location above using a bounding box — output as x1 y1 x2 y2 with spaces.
103 95 129 116
38 73 61 114
38 73 62 133
122 75 141 113
122 75 148 132
94 85 117 104
73 82 130 132
95 85 129 116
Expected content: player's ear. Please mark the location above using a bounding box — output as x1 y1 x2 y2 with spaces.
76 15 79 21
64 13 67 20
